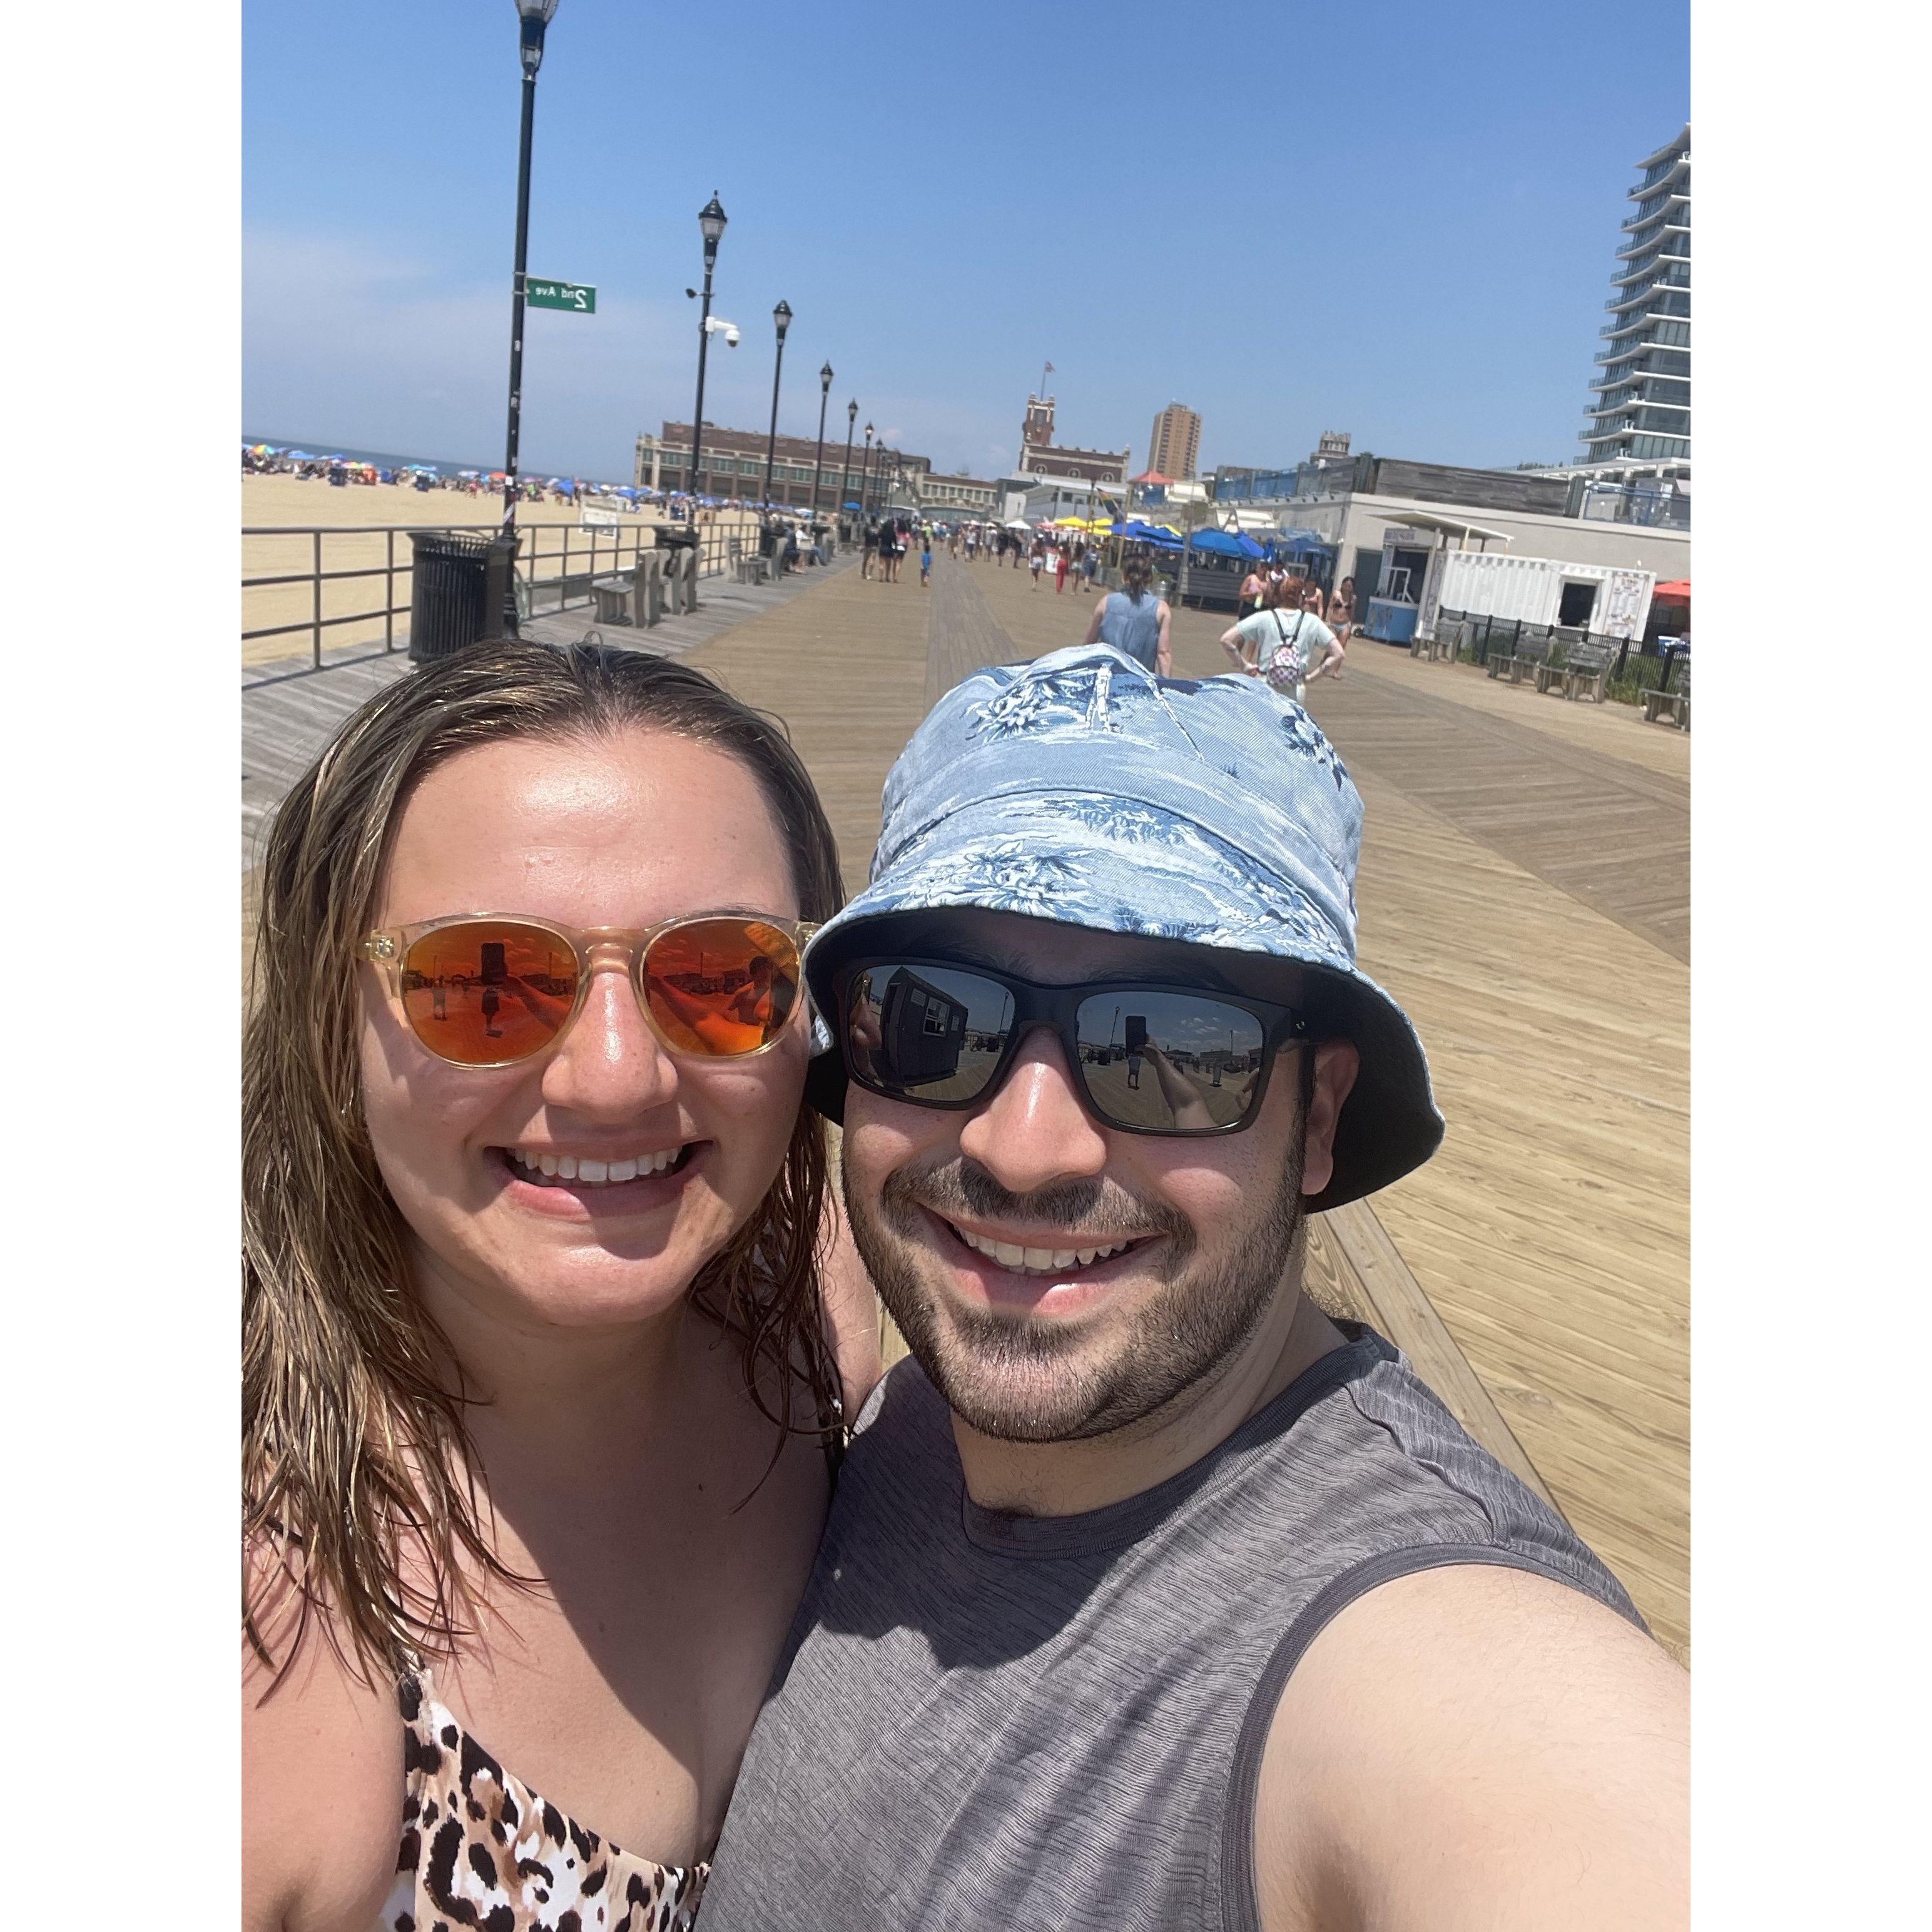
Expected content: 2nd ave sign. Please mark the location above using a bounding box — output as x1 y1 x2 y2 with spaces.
526 278 596 313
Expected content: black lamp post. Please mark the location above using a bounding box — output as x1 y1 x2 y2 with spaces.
501 0 560 628
809 362 833 521
686 193 728 516
761 300 793 508
861 422 877 521
838 398 858 537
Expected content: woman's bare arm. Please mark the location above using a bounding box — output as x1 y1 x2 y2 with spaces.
243 1573 403 1932
1156 602 1173 676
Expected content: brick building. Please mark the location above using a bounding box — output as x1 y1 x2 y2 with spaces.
1015 394 1129 487
636 421 930 509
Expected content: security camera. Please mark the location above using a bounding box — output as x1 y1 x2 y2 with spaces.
703 316 741 347
724 326 740 347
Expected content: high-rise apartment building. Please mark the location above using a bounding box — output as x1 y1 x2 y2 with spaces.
1583 125 1690 467
1147 402 1202 480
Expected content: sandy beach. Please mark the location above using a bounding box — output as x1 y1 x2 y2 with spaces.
242 472 758 667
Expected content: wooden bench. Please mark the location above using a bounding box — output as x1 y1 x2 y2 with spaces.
1642 654 1690 729
1413 617 1463 663
733 554 771 586
1487 632 1553 688
589 576 634 625
1555 636 1615 703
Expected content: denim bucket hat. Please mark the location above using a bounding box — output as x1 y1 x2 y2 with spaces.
805 644 1444 1211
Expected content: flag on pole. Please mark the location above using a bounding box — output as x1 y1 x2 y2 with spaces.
1044 362 1055 373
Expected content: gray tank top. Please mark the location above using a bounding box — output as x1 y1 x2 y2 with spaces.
1098 589 1163 667
699 1325 1639 1931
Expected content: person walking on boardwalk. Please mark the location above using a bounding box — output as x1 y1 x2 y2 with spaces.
875 517 895 582
1082 553 1172 673
696 646 1689 1932
919 530 933 588
1054 542 1070 594
1220 579 1343 703
1303 576 1344 677
1029 538 1046 589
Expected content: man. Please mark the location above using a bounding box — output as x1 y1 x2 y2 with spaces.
700 644 1688 1931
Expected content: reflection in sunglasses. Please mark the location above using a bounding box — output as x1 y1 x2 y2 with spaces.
848 964 1271 1132
383 917 807 1068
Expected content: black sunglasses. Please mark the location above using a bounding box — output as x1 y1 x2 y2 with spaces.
831 957 1308 1136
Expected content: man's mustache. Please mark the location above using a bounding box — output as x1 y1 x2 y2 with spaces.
882 1156 1189 1249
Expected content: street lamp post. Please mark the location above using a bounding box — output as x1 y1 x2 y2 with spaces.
686 193 728 522
500 0 561 631
860 422 875 522
760 300 793 509
809 362 833 522
838 399 858 541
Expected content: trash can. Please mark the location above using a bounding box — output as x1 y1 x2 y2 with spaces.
407 531 516 663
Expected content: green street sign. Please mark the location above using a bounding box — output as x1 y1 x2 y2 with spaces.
526 278 596 313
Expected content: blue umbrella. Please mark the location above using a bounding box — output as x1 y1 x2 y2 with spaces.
1187 528 1264 559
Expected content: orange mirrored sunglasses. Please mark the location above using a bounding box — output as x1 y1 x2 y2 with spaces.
361 913 818 1069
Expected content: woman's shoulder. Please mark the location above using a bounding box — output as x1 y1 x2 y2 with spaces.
243 1556 405 1932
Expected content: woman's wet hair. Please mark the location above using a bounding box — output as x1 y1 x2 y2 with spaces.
1122 555 1153 602
244 641 845 1680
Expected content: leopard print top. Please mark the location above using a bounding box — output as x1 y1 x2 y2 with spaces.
372 1665 709 1932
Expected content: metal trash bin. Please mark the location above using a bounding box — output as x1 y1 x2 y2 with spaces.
407 531 516 662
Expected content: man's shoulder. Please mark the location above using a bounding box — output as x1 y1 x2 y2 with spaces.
1254 1562 1687 1931
848 1351 952 1452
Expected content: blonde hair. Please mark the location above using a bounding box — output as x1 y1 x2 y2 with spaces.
243 641 845 1681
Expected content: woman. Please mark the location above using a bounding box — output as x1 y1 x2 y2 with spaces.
1219 577 1344 703
243 642 878 1932
1083 552 1173 673
1238 565 1268 614
1029 539 1046 589
1327 574 1356 645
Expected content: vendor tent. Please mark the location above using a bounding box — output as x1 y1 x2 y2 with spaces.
1653 579 1690 601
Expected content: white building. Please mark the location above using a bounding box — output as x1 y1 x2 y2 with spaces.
1583 126 1690 470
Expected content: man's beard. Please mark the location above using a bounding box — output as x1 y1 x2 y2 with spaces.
843 1117 1309 1446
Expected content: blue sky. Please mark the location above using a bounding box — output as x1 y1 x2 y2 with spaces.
243 0 1687 482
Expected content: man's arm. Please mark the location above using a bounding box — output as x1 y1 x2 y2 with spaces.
1254 1562 1687 1932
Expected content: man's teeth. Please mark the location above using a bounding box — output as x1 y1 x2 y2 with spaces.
509 1146 686 1184
953 1226 1136 1274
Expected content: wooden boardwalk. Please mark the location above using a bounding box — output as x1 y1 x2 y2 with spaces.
238 549 1690 1660
241 552 858 871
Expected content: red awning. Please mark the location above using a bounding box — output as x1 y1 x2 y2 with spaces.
1653 579 1690 600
